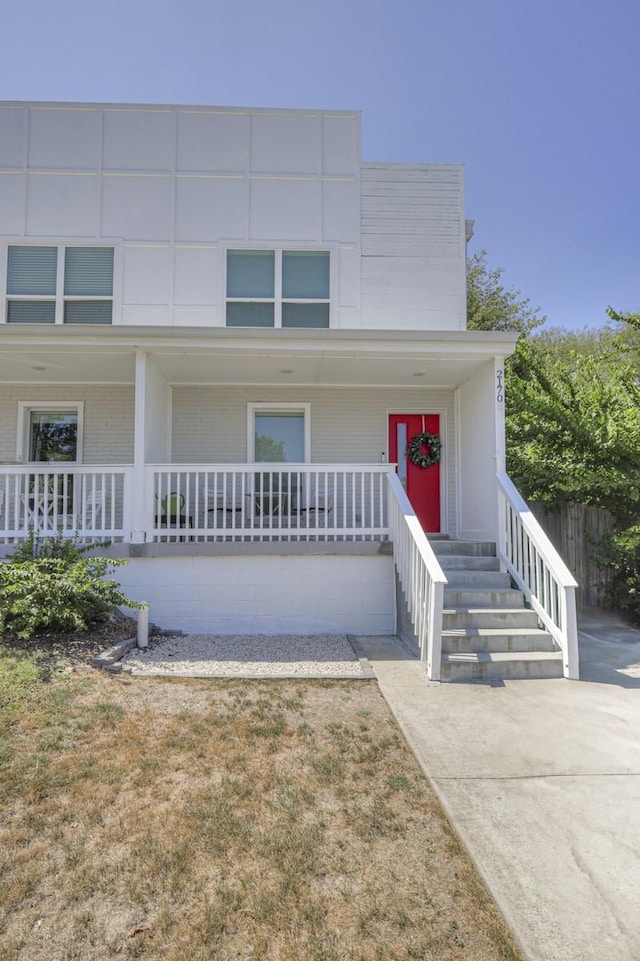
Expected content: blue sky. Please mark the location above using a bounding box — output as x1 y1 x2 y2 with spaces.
2 0 638 330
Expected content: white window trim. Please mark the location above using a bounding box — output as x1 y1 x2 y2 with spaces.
1 241 118 326
247 402 311 464
16 402 85 464
225 247 334 329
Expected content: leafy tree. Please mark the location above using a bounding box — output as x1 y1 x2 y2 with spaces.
506 332 640 518
606 307 640 330
467 253 640 620
467 250 546 335
503 321 640 623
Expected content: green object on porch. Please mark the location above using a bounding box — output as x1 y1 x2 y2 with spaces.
160 492 185 517
156 492 192 533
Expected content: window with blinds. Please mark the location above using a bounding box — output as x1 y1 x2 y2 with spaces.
6 246 114 325
226 249 330 329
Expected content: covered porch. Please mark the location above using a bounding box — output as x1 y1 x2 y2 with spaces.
0 325 517 549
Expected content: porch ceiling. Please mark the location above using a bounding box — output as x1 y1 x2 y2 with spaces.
0 346 136 384
150 349 492 388
0 326 518 389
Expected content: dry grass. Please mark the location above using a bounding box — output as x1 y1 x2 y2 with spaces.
0 645 523 961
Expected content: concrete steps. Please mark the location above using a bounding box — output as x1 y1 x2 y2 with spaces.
441 650 564 682
444 587 526 607
433 540 563 682
443 570 511 588
442 627 556 654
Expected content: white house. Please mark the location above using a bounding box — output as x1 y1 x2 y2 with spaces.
0 101 578 679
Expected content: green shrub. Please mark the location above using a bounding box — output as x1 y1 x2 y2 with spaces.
9 528 107 563
601 526 640 625
0 532 141 638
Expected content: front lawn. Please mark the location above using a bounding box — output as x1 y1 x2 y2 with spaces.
0 645 522 961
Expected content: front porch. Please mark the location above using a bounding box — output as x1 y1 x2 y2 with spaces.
1 325 579 678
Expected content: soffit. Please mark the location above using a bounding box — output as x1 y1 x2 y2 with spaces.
0 326 516 388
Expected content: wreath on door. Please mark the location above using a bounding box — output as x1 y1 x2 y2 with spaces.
406 431 441 469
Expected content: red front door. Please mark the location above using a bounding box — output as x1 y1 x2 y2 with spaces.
389 414 441 532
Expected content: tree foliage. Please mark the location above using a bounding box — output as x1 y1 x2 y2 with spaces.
505 310 640 623
466 251 640 618
506 333 640 519
466 250 546 335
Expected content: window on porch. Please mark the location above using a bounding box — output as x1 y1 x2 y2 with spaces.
250 405 309 517
253 412 305 464
28 410 79 462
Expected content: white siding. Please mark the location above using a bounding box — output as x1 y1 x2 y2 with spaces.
359 164 466 331
171 385 457 535
0 103 362 330
0 385 134 464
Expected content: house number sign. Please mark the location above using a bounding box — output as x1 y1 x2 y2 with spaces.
496 369 504 404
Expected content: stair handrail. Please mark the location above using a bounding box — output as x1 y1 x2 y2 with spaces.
387 471 448 680
497 471 579 679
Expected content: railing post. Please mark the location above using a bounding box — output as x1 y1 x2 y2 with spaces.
562 585 580 679
121 470 134 544
129 464 155 545
497 482 507 568
427 580 444 681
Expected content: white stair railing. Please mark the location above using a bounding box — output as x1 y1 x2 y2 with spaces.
497 472 579 679
387 472 448 680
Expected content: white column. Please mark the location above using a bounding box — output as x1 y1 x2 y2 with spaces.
494 355 507 560
130 351 171 543
494 355 506 475
130 351 148 544
456 359 500 541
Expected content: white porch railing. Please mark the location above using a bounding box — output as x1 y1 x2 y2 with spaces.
0 465 133 544
387 471 448 680
497 472 579 679
148 464 392 542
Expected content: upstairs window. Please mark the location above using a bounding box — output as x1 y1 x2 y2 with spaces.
6 246 114 325
226 249 330 329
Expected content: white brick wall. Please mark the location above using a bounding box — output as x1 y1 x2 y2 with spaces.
0 385 134 463
171 385 457 535
116 553 395 635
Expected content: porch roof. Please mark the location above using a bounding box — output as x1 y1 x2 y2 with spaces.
0 325 519 389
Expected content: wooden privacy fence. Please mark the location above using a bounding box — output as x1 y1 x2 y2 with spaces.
529 502 614 609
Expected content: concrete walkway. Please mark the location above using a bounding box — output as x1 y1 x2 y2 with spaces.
355 610 640 961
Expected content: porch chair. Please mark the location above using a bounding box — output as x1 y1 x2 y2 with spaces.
82 489 104 530
295 484 334 529
252 471 300 521
208 485 246 530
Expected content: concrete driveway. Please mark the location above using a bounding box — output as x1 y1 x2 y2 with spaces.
356 610 640 961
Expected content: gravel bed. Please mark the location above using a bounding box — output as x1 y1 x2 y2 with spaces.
122 633 366 678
